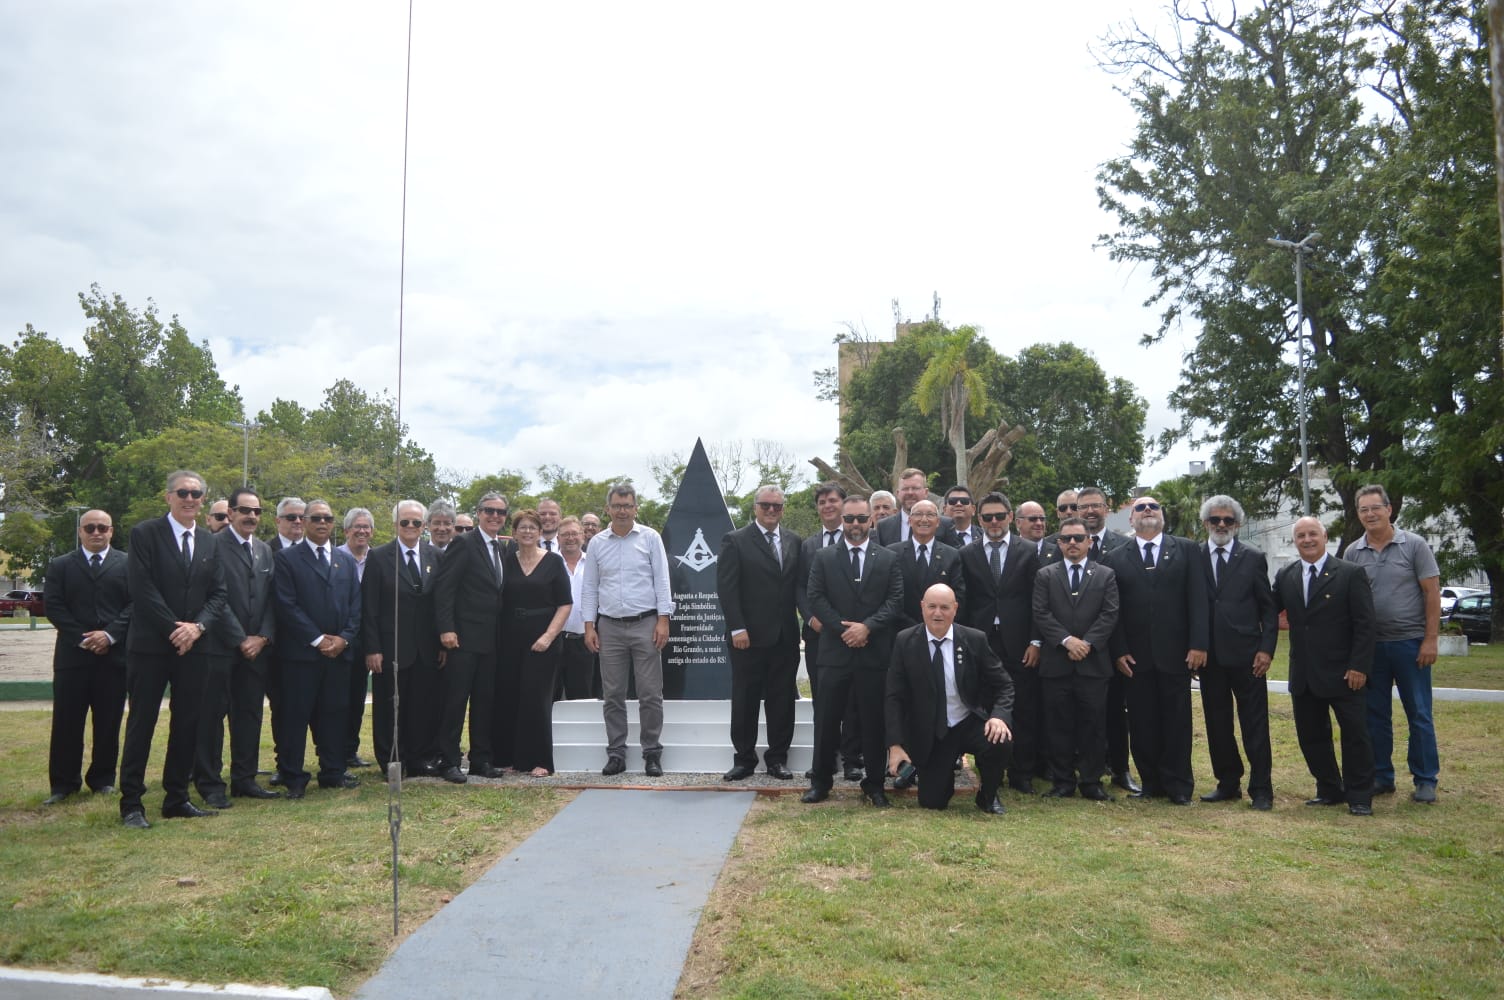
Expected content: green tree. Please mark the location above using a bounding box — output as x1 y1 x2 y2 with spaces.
913 325 989 489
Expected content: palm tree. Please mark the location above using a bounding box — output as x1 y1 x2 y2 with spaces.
912 325 988 489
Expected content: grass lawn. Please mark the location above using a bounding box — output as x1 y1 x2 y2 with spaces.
1259 640 1504 689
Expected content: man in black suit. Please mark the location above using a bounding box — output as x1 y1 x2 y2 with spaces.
1197 496 1278 810
1105 496 1209 805
887 583 1014 813
363 499 443 777
887 499 966 629
119 470 228 828
43 509 131 805
1032 517 1119 801
1275 516 1377 816
803 494 905 807
941 485 980 549
717 485 802 781
273 499 362 798
874 467 954 545
1070 486 1136 792
263 496 307 786
1016 500 1051 557
431 492 509 783
196 488 279 806
796 482 865 780
959 492 1042 792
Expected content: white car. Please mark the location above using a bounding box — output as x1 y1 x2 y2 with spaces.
1440 586 1483 614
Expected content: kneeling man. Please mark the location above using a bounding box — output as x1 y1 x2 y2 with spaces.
886 584 1014 813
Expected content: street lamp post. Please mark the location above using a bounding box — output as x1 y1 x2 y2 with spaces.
228 419 261 486
1267 232 1321 516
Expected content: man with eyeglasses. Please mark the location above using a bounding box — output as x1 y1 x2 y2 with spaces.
876 468 954 545
119 470 228 829
583 483 675 776
425 501 458 553
803 495 904 807
941 485 979 548
1054 490 1079 531
960 492 1044 793
797 482 866 781
195 488 279 805
717 486 802 781
1015 501 1050 555
1346 484 1442 804
205 498 231 534
271 497 307 551
1196 496 1277 810
579 512 602 549
1103 496 1208 805
42 510 131 806
888 500 966 631
336 508 376 770
1032 516 1119 800
431 492 511 783
363 500 442 778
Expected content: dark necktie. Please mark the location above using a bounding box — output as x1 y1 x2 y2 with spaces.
850 545 861 581
766 530 781 567
405 548 420 585
544 539 553 552
181 529 193 570
492 539 505 584
316 545 328 569
1089 536 1102 562
1214 546 1227 586
90 553 103 574
931 637 949 730
916 543 928 571
1070 563 1082 594
1143 541 1155 568
243 541 253 562
989 541 1003 581
826 530 839 547
1306 563 1317 606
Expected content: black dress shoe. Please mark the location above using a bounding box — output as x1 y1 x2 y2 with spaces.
1200 787 1241 803
162 801 215 819
864 790 891 808
1110 772 1142 794
766 763 794 780
976 794 1006 815
1348 802 1373 816
1043 784 1076 798
803 768 814 779
204 791 233 809
801 787 830 804
284 784 307 799
1080 785 1115 802
644 756 664 778
268 773 284 787
601 757 626 776
842 765 864 782
468 764 502 779
723 764 755 782
1304 796 1342 806
121 810 150 829
1167 794 1192 806
1128 789 1157 800
319 774 360 790
346 756 373 769
1008 780 1036 795
232 784 281 799
93 785 116 795
1250 794 1273 811
43 791 72 806
441 766 467 784
1373 782 1397 795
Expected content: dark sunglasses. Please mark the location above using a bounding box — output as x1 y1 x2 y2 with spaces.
80 523 112 534
1133 502 1161 512
944 497 972 506
1059 533 1088 544
1020 515 1047 522
208 512 228 521
306 514 335 524
479 506 509 518
280 513 306 522
979 511 1011 522
398 518 424 528
234 506 263 516
453 525 476 533
755 502 784 511
174 488 205 500
1205 516 1238 527
842 514 871 524
1057 503 1078 513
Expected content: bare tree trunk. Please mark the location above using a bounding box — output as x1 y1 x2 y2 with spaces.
1490 0 1504 370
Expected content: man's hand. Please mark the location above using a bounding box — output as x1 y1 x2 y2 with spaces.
366 652 383 674
1345 669 1367 691
80 630 111 655
240 635 269 660
840 621 870 648
169 621 202 655
317 634 347 658
1417 636 1438 668
583 624 599 654
1186 648 1207 671
652 616 670 650
1063 636 1091 662
1251 651 1273 678
1114 652 1135 677
1021 645 1039 669
887 745 911 776
731 631 751 650
983 718 1013 744
440 631 460 651
808 617 823 634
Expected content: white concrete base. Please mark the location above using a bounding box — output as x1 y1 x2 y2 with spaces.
0 968 332 999
551 698 814 772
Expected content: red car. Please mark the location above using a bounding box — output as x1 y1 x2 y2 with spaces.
0 590 45 617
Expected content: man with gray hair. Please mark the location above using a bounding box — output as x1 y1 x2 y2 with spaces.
869 490 898 526
583 483 675 776
1347 484 1442 804
426 501 458 552
1197 495 1278 810
265 497 306 785
336 507 376 770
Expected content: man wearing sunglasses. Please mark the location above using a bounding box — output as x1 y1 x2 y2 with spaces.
1103 496 1208 805
717 486 802 781
205 499 231 534
271 497 307 551
431 492 511 782
1196 496 1277 810
197 488 279 805
42 510 131 807
1015 501 1050 556
803 494 904 807
941 485 978 548
119 470 228 829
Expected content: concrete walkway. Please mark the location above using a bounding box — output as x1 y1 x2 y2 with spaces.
354 789 756 1000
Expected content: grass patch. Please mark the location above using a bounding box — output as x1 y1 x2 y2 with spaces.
0 709 568 996
1263 640 1504 689
679 697 1504 1000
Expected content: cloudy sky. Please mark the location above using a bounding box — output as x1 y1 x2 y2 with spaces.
1 2 1201 500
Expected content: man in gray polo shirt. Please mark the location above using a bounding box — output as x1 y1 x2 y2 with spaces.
1346 484 1442 803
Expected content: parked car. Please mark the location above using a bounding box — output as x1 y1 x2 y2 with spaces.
0 589 45 617
1440 585 1484 614
1446 594 1493 644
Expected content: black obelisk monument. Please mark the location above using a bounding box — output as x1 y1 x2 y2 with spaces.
660 439 734 699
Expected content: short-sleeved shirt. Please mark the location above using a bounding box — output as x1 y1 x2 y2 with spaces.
1347 528 1439 642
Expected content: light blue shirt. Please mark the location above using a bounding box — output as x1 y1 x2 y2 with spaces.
581 522 675 621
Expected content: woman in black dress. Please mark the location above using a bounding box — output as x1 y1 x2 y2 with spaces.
496 509 572 775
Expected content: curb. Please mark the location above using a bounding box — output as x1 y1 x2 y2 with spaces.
0 969 332 999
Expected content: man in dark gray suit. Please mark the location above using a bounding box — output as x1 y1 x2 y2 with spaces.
43 509 131 805
717 485 802 781
196 488 279 805
874 468 953 545
888 500 966 629
1197 495 1278 810
119 469 228 828
1275 516 1377 816
803 494 904 807
1032 517 1119 801
796 482 865 780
